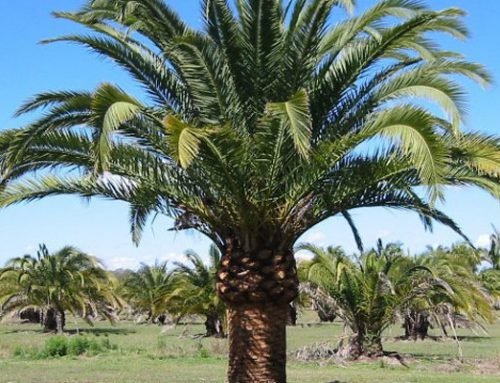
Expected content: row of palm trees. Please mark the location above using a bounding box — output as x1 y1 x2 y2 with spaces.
119 246 225 337
0 244 225 336
2 236 498 347
299 239 500 359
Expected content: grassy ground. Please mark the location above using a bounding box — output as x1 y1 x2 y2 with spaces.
0 312 499 382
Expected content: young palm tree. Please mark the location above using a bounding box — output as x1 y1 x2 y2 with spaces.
411 244 496 338
121 261 174 323
1 1 499 381
0 244 118 333
299 242 417 358
170 245 226 337
299 241 493 358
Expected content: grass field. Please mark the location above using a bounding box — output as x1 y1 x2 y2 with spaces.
0 312 499 383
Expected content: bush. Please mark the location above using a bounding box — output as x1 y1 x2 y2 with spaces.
13 335 116 359
43 336 68 357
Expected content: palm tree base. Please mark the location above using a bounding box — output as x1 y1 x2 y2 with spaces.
336 335 384 360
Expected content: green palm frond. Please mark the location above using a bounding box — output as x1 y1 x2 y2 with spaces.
0 0 497 253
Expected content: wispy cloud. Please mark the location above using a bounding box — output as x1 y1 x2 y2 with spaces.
105 252 188 270
304 231 327 244
476 234 490 248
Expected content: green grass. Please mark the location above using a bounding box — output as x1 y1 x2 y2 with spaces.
0 312 499 383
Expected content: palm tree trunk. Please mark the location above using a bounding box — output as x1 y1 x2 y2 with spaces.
205 312 225 338
287 303 297 326
42 308 57 332
337 333 383 359
404 310 430 340
55 310 65 334
227 302 288 383
217 245 298 383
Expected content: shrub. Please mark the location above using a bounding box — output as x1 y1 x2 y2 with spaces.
43 336 68 357
13 335 116 359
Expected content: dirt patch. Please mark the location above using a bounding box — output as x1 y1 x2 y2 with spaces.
470 358 500 375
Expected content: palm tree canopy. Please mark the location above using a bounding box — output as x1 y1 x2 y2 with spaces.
0 0 499 251
121 261 174 318
0 244 119 321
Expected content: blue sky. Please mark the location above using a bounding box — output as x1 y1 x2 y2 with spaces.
0 1 498 268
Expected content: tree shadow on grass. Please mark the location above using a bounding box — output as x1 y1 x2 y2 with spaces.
3 327 136 336
65 327 136 335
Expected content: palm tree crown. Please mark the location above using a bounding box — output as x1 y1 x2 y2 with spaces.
122 261 173 322
0 0 498 251
170 245 225 336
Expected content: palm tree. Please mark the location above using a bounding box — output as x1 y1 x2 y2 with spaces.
170 245 225 337
1 1 499 381
121 261 174 323
0 244 118 333
299 242 417 358
299 241 493 358
485 226 500 271
404 245 495 343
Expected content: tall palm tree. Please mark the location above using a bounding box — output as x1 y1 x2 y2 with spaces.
121 261 174 323
0 1 499 381
0 244 118 333
170 245 225 337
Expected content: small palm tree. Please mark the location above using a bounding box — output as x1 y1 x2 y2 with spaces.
170 245 225 337
1 1 498 380
410 245 496 338
0 244 118 333
121 261 174 323
298 242 479 358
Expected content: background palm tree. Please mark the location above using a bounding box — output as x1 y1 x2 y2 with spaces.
121 261 174 323
402 244 494 341
299 242 411 358
169 245 226 337
1 1 499 381
484 226 500 271
298 241 496 359
0 244 118 333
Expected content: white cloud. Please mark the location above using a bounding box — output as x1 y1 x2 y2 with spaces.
105 256 140 270
106 252 188 271
304 231 327 244
294 249 313 261
476 234 491 248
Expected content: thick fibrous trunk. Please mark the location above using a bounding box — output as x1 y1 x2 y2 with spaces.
41 308 57 332
205 312 225 338
404 311 430 340
227 303 288 382
217 245 298 383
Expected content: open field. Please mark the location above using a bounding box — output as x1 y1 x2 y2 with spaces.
0 313 499 383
